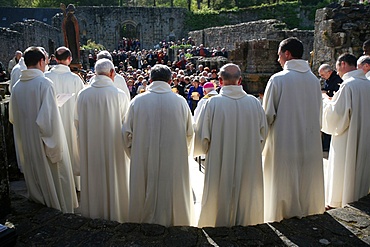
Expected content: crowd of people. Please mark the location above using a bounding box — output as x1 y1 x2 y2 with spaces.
7 36 370 228
87 37 227 73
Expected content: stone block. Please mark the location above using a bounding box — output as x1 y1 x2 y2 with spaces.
141 223 166 236
331 32 347 47
49 213 89 230
86 218 120 231
31 207 62 224
328 207 370 229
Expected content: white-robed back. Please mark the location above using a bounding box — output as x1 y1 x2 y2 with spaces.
262 60 325 222
122 80 195 227
9 69 78 213
75 75 130 222
322 69 370 207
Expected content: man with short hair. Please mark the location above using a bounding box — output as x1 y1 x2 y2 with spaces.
9 56 27 93
263 37 325 222
194 63 267 227
75 58 130 222
9 46 78 213
96 50 130 98
318 64 342 97
123 64 194 226
322 53 370 209
8 50 22 74
357 55 370 79
45 46 84 190
318 63 342 152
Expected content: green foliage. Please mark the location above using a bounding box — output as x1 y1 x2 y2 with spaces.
170 44 192 49
249 1 302 29
80 39 105 51
185 9 231 31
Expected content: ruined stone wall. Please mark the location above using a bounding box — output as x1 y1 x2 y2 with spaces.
0 20 62 67
53 7 187 51
188 20 314 94
312 2 370 74
189 19 314 61
0 7 186 65
0 28 23 68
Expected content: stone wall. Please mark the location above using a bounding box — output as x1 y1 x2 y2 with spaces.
0 20 62 67
0 28 23 68
0 7 186 65
189 20 314 94
52 7 187 51
312 2 370 74
189 19 314 61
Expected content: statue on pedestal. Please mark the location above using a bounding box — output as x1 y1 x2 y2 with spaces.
61 3 81 70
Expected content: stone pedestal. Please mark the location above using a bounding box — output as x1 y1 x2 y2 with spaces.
0 99 10 219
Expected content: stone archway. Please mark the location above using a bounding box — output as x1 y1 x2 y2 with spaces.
120 21 138 40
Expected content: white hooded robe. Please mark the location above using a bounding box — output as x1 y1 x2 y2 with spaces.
45 64 84 190
122 80 195 227
263 59 325 222
9 69 78 213
194 85 268 227
75 75 130 222
322 69 370 207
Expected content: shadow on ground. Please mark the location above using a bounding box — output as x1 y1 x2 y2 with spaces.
2 190 370 246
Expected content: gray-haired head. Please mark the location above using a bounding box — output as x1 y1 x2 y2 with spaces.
357 55 370 66
97 50 112 61
219 63 241 85
150 64 172 82
318 64 333 73
95 58 114 76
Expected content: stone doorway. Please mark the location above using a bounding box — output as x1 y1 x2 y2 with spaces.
120 22 138 40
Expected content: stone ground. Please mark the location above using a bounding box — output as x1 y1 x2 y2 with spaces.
2 156 370 246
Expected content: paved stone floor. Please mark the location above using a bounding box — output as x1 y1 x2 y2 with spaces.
1 157 370 246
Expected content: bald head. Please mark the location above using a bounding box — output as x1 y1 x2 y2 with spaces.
219 63 242 85
55 46 72 64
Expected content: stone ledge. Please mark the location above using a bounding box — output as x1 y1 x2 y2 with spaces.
2 191 370 246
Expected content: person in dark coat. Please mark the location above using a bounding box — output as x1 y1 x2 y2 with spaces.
318 63 343 152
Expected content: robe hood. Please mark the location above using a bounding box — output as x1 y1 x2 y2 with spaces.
284 59 311 73
342 69 367 81
220 85 247 99
204 90 218 99
147 81 172 93
18 57 26 70
19 68 45 81
49 64 71 74
90 75 114 88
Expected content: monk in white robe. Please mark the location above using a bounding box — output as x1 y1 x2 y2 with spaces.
45 47 84 190
9 46 78 213
9 57 26 93
322 54 370 208
193 81 218 122
194 64 268 227
263 38 325 222
95 50 130 98
122 64 194 227
75 59 129 222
